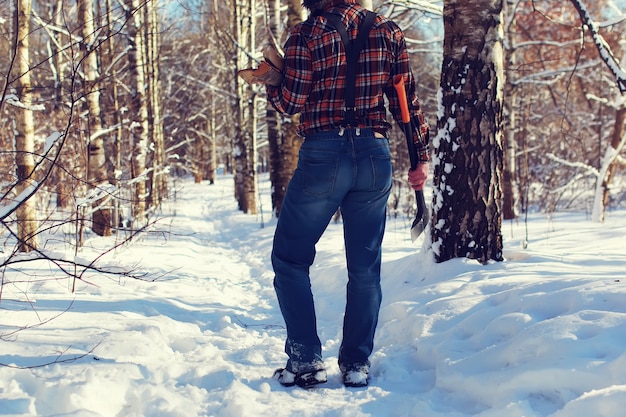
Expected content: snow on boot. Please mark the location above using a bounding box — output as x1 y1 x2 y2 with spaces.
340 363 370 388
273 367 327 389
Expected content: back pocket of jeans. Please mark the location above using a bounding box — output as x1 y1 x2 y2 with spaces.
370 154 392 192
300 157 338 197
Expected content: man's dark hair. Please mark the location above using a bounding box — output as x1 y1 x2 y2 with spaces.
302 0 336 12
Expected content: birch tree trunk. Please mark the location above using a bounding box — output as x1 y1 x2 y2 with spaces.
49 0 73 210
208 99 217 184
502 85 518 221
105 0 123 229
203 0 221 185
145 0 166 210
51 0 64 110
502 2 519 220
431 0 505 264
244 0 258 215
125 0 148 223
79 0 112 236
233 0 246 210
233 0 257 214
13 0 39 252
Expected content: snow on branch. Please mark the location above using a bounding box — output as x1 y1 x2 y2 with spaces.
88 124 123 143
569 0 626 93
0 183 38 222
382 0 443 16
546 152 599 177
4 94 46 111
512 60 600 86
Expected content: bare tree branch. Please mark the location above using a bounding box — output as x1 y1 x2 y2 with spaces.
568 0 626 93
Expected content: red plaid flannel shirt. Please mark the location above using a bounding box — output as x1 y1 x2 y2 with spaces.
266 0 430 163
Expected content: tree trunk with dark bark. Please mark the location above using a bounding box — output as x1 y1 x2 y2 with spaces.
233 0 258 214
266 0 304 217
431 0 505 264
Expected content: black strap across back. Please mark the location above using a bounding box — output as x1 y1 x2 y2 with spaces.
323 10 377 130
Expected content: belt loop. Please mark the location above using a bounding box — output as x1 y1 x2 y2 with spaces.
356 127 361 136
338 127 345 136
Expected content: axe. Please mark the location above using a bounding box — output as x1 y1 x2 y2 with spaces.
393 74 430 242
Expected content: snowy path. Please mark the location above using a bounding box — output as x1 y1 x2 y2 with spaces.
1 176 626 417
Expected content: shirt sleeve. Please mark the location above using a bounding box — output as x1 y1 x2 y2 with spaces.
385 27 430 164
266 31 313 116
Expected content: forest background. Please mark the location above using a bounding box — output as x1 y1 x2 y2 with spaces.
1 0 625 298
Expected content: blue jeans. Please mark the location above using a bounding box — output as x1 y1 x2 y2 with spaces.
271 128 392 372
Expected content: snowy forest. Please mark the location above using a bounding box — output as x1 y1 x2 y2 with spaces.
1 0 625 263
1 0 626 415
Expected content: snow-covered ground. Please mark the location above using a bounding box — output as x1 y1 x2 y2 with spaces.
1 175 625 417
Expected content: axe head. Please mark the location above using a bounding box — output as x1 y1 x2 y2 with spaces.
410 209 429 242
410 190 430 242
